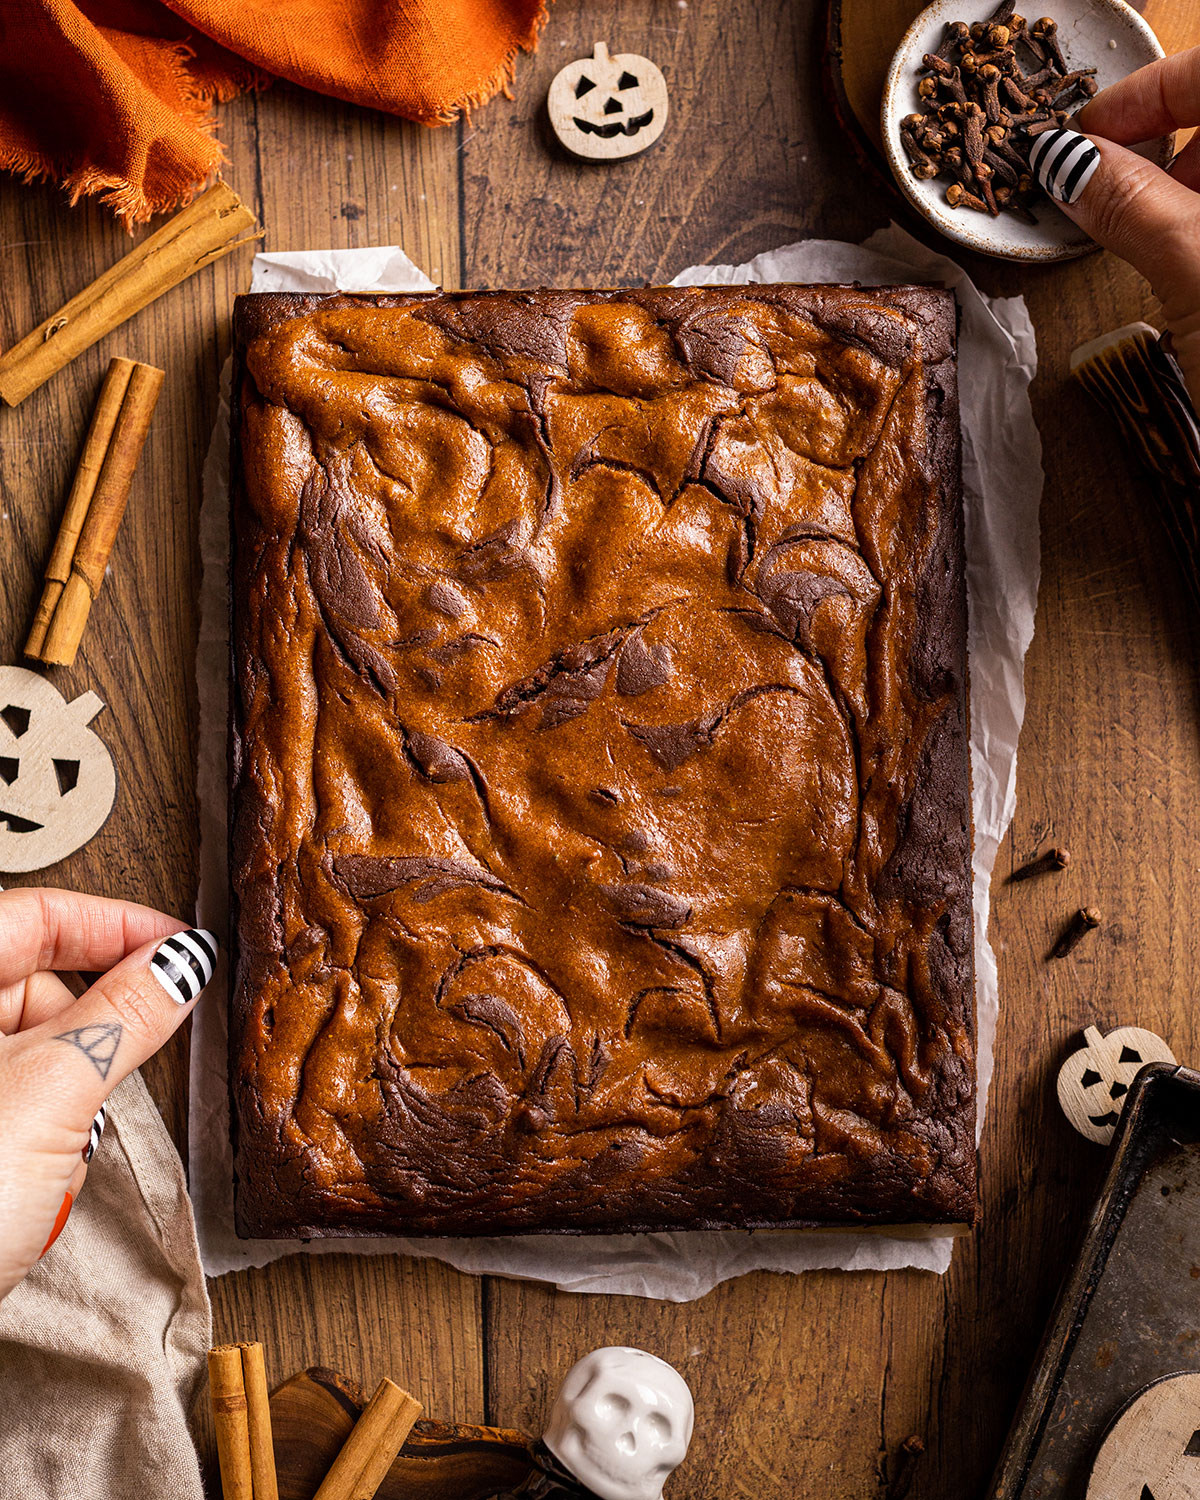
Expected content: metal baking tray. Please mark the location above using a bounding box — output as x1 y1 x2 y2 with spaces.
989 1062 1200 1498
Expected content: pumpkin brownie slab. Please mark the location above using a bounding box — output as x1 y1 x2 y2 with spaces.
228 284 975 1238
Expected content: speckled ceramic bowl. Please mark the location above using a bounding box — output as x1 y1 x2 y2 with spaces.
881 0 1169 262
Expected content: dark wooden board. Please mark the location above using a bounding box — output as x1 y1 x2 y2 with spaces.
269 1368 534 1500
2 1 1200 1495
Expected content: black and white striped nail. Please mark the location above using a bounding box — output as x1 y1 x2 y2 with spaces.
1028 127 1101 205
83 1104 106 1163
150 929 218 1005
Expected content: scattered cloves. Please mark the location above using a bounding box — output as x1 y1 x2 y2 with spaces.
1050 907 1102 960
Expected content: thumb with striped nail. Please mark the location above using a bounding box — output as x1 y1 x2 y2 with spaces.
1039 46 1200 410
0 889 218 1301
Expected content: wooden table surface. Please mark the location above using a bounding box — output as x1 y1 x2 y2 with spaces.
2 2 1199 1495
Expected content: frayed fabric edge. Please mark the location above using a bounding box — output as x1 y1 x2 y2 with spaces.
0 0 549 221
0 35 267 226
0 138 227 227
425 0 552 125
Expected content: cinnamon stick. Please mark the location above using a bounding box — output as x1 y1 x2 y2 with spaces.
312 1377 423 1500
237 1342 279 1500
208 1345 254 1500
39 360 164 667
24 357 135 659
0 181 257 407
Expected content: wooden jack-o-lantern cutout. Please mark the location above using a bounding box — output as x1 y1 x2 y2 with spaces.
1088 1372 1200 1500
548 42 668 161
1057 1023 1176 1144
0 666 116 872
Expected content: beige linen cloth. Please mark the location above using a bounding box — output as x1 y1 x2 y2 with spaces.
0 1072 211 1498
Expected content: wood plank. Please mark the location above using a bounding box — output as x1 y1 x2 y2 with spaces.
460 0 828 287
0 173 232 1144
0 71 482 1498
466 3 1200 1498
201 81 483 1493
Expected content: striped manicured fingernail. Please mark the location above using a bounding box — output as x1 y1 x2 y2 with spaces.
39 1191 73 1257
1028 127 1101 205
150 928 218 1005
83 1103 106 1163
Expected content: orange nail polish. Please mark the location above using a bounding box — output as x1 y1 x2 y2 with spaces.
39 1191 73 1258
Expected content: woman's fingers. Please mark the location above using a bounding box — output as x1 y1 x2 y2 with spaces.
11 927 219 1131
0 888 186 989
0 969 83 1037
1075 47 1200 145
1046 133 1200 302
1045 131 1200 407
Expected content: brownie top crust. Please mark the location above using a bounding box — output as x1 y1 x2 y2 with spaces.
229 284 975 1238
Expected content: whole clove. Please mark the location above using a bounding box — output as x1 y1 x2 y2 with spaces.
909 3 1099 220
1032 16 1068 74
947 181 990 212
1050 906 1102 959
1009 845 1070 883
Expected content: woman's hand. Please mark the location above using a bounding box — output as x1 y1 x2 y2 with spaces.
0 888 217 1303
1052 47 1200 407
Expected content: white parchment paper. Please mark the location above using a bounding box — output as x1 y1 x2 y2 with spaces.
191 228 1041 1298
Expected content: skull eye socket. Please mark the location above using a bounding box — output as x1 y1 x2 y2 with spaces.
647 1412 671 1440
598 1393 632 1421
1080 1067 1102 1088
53 759 80 795
618 70 638 88
0 705 30 738
0 757 17 785
1119 1046 1143 1065
575 74 596 98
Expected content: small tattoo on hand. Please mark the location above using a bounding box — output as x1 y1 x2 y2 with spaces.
53 1022 123 1080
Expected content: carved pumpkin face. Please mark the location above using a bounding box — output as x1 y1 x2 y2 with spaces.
0 667 116 872
1088 1371 1200 1500
1056 1023 1176 1144
548 42 668 160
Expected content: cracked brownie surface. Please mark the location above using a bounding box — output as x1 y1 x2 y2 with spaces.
229 284 975 1237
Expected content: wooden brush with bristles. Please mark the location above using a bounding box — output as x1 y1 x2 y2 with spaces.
1071 323 1200 600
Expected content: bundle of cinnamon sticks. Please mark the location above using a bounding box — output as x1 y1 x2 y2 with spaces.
11 182 258 666
209 1342 280 1500
24 356 163 668
208 1340 422 1500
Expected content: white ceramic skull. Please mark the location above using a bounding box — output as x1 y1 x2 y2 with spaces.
543 1346 694 1500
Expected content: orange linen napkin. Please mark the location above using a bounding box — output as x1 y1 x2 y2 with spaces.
0 0 549 224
